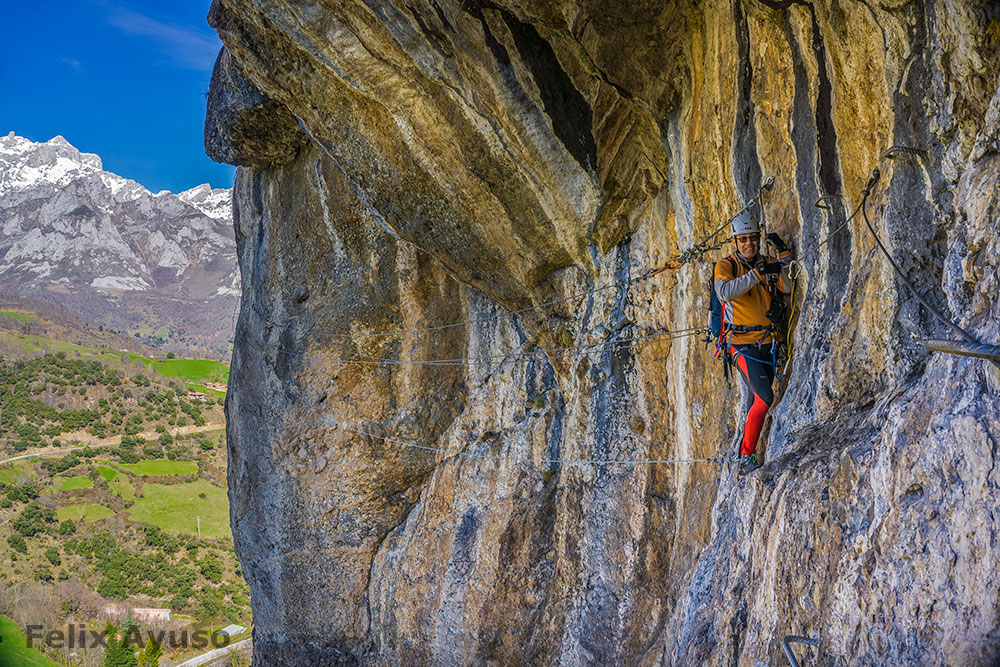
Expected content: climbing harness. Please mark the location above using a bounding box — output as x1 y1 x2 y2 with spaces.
702 179 779 380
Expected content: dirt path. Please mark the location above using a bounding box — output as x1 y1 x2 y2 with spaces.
0 422 227 467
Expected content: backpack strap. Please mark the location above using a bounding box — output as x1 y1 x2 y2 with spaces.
718 256 737 337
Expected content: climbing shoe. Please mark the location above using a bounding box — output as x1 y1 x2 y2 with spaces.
738 453 761 474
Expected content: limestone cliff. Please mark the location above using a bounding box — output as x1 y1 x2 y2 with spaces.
206 0 1000 664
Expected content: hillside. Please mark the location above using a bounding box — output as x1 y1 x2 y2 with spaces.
0 344 248 665
0 295 157 359
207 0 1000 665
0 133 237 360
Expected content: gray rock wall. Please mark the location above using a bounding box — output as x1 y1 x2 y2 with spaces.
209 0 1000 663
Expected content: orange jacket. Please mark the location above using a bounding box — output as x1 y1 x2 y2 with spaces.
713 251 792 345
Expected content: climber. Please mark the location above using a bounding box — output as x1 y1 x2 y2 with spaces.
714 206 793 473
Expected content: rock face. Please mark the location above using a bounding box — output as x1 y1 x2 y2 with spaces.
207 1 1000 664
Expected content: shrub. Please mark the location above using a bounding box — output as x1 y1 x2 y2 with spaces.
41 452 81 474
200 553 223 583
6 482 40 503
45 546 61 566
58 519 76 535
13 502 56 537
196 587 224 616
8 534 27 553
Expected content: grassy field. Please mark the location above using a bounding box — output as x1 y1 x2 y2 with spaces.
0 310 40 323
0 615 62 667
110 475 136 500
0 461 35 485
127 479 231 540
58 476 93 491
148 358 229 383
97 465 118 480
117 459 198 476
55 503 116 523
0 329 245 629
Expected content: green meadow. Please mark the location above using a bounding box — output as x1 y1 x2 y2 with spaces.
0 615 61 667
57 476 93 491
147 358 229 383
0 337 245 632
0 461 35 485
127 479 231 540
0 332 137 364
0 310 40 323
117 459 198 476
97 465 118 480
108 474 136 501
55 503 116 523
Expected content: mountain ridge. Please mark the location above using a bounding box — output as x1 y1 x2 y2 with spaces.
0 132 237 359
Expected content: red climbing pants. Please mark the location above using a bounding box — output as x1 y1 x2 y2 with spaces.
731 343 774 456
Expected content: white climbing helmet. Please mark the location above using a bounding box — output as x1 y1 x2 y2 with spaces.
731 207 760 237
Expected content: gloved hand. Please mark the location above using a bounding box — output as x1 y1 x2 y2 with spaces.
764 232 788 253
756 261 783 276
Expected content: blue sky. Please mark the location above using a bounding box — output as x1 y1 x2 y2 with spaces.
0 0 236 193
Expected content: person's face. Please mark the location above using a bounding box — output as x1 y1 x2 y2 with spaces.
734 233 760 260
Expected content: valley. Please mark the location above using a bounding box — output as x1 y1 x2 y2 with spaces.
0 309 247 666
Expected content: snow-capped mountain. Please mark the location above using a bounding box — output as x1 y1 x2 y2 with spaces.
0 132 238 357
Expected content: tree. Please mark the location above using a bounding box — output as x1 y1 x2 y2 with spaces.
58 519 76 535
139 637 162 667
103 622 138 667
13 502 56 536
8 534 27 553
103 622 122 666
44 546 61 566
